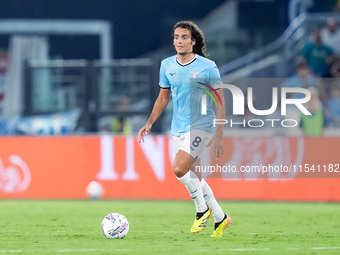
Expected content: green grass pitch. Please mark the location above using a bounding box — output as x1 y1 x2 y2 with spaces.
0 200 339 255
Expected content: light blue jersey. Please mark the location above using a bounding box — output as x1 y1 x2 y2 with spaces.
159 54 222 136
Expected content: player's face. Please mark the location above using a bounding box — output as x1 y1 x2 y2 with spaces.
173 28 196 55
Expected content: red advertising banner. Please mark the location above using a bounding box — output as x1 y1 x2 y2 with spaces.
0 136 339 201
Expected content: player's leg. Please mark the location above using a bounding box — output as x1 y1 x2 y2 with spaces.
173 149 211 233
173 149 206 213
192 153 232 237
200 178 231 237
192 159 226 221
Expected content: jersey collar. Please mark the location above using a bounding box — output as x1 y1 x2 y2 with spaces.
176 54 197 67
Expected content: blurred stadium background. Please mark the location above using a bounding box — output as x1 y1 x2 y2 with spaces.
1 1 340 254
0 0 340 203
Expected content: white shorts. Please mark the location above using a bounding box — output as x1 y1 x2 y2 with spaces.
173 130 214 159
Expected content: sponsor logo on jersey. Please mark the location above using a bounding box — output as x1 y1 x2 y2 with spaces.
190 71 200 79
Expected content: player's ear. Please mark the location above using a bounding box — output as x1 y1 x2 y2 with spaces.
191 39 196 46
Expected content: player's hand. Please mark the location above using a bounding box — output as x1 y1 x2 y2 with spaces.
138 123 152 143
206 134 224 159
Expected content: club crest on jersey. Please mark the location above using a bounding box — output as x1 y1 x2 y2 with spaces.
190 72 200 79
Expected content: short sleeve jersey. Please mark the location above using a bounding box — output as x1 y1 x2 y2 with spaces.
159 54 222 136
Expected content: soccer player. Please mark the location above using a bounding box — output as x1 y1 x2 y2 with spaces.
138 21 231 237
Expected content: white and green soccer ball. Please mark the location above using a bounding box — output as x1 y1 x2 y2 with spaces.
101 213 129 239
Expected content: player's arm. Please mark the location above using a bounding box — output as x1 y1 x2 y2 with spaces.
138 88 171 143
206 63 225 158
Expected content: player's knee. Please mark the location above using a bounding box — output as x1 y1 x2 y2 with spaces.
173 164 189 178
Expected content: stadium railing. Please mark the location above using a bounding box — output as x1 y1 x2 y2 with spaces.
219 13 340 78
24 58 156 133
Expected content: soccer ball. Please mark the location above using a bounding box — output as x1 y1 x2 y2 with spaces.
86 181 104 200
101 213 129 239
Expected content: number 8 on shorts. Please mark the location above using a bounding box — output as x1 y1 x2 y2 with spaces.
192 136 202 147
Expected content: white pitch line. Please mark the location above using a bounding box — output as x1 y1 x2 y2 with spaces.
228 248 270 251
0 251 23 253
0 249 99 253
311 247 340 250
56 250 98 253
110 249 134 252
1 247 340 253
133 230 181 233
205 247 340 252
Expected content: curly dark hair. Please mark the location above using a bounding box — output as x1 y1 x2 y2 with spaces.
172 21 207 57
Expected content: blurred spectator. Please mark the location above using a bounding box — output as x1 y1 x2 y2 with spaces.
283 61 314 127
321 17 340 55
329 56 340 78
98 96 132 134
283 61 328 103
325 81 340 127
300 87 324 136
300 29 333 77
111 96 132 134
283 61 316 97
